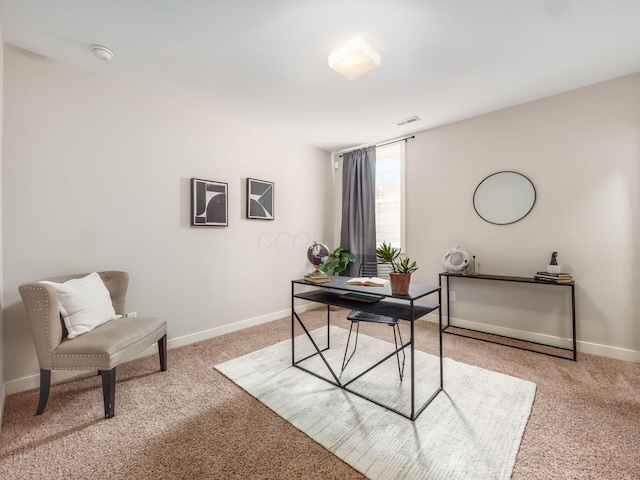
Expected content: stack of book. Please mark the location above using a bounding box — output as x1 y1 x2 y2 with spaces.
304 272 332 284
534 271 573 284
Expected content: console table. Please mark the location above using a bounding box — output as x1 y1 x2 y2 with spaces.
439 272 576 361
291 276 442 420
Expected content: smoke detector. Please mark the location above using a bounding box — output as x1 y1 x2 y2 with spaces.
91 44 114 62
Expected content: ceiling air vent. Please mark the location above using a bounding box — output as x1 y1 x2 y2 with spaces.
394 116 420 127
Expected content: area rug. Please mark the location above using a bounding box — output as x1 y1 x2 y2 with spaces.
215 326 536 480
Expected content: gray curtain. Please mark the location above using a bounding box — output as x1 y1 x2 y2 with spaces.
340 146 377 277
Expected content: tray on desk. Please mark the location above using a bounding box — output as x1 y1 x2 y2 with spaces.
339 292 384 303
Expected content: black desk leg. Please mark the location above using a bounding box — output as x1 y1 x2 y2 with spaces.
291 282 295 365
571 284 577 361
439 287 443 388
410 306 415 420
446 275 450 327
326 303 331 350
438 274 443 329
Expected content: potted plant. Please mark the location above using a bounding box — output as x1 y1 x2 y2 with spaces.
320 246 357 276
375 241 400 266
376 241 419 295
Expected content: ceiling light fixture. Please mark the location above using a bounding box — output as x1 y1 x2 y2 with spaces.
328 36 380 80
91 44 114 62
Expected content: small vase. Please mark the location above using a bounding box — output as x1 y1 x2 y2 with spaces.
389 273 411 295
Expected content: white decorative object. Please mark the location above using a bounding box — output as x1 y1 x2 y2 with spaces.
468 255 476 274
39 272 119 339
443 246 471 273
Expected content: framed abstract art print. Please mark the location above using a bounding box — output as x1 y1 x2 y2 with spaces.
246 178 274 220
191 178 228 226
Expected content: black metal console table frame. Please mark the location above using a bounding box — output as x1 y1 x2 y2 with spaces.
439 272 577 361
291 276 442 421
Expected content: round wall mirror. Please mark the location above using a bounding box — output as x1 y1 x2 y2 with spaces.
473 171 536 225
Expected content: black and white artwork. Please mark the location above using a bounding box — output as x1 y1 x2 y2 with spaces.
247 178 274 220
191 178 228 226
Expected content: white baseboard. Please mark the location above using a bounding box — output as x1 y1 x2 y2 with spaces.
166 303 316 350
571 339 640 363
7 305 638 395
5 302 319 396
0 384 5 432
422 313 640 363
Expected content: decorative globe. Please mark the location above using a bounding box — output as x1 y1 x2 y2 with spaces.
307 242 330 275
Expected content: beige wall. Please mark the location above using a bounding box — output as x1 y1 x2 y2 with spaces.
2 45 333 389
3 43 638 398
401 72 640 360
0 25 4 420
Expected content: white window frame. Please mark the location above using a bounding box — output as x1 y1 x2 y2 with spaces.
375 141 406 253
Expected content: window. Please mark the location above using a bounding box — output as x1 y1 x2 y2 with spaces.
375 142 405 251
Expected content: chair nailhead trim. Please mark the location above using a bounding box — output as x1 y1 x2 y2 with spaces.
22 286 54 369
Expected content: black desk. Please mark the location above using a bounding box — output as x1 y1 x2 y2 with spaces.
291 276 442 421
439 272 577 361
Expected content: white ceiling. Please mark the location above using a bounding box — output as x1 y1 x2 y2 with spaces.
1 0 639 152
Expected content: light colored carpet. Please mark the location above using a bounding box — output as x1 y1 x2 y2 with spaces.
2 310 639 479
215 326 536 480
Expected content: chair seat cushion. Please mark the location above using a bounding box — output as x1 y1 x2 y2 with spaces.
347 310 399 325
51 316 167 370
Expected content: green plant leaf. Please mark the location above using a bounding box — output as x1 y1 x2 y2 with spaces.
375 241 400 264
320 246 357 274
393 257 419 274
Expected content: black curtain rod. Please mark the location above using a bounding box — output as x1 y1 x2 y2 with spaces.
338 135 415 157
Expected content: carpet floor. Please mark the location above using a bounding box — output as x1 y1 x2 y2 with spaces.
1 308 639 479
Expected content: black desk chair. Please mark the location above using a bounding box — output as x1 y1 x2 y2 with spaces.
341 262 405 381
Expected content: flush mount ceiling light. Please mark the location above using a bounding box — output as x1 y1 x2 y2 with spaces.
328 36 380 80
91 44 114 61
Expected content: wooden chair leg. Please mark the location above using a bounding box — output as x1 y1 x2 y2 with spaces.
158 335 167 371
100 367 116 419
35 369 51 415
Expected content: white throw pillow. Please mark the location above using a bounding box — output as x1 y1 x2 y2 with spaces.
40 272 118 339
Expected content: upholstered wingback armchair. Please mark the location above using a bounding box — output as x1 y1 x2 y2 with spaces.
19 271 167 418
